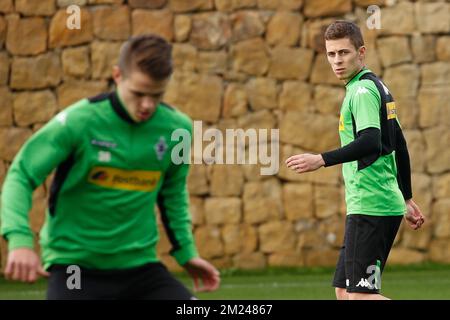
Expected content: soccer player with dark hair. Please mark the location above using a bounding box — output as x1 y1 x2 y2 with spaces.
1 34 220 299
286 21 425 300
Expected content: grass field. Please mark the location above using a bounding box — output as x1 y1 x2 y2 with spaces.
1 263 449 300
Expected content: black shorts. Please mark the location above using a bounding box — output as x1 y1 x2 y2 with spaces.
332 214 403 294
46 262 194 300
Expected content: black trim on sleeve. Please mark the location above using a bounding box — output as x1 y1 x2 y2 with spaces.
48 154 75 216
157 193 181 255
321 127 381 168
159 101 175 111
394 122 412 200
88 92 109 103
359 72 397 156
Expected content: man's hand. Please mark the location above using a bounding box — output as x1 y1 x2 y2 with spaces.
183 257 220 293
286 153 325 174
404 199 425 230
4 248 49 283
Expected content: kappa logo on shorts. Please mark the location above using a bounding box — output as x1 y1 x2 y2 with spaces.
356 278 374 289
356 263 382 290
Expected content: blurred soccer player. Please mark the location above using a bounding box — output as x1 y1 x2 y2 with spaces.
286 21 425 300
1 34 220 299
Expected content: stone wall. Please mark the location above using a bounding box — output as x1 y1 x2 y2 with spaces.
0 0 449 271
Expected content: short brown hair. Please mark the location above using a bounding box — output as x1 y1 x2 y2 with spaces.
324 20 364 49
118 34 173 80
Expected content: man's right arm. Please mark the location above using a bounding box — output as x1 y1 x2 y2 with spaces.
321 127 381 167
322 81 382 167
1 109 78 251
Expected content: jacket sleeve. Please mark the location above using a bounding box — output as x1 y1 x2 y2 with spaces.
322 128 381 167
157 121 198 266
1 109 79 251
394 120 412 200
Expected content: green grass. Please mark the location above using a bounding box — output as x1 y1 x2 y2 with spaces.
1 263 449 300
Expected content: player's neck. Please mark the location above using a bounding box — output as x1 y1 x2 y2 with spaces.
344 66 365 85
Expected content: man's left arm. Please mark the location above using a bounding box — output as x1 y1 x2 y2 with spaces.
394 120 425 229
394 120 412 200
157 158 198 266
157 131 220 291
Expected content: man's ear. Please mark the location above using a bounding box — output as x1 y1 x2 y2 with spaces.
358 46 366 60
112 66 122 85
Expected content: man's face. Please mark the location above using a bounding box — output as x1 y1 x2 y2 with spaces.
325 37 365 82
113 66 169 123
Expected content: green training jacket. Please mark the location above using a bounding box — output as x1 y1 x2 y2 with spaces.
1 91 198 270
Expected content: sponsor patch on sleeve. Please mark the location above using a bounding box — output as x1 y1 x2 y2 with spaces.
339 113 345 131
386 102 397 120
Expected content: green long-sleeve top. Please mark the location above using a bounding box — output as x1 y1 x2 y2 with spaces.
1 91 198 270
